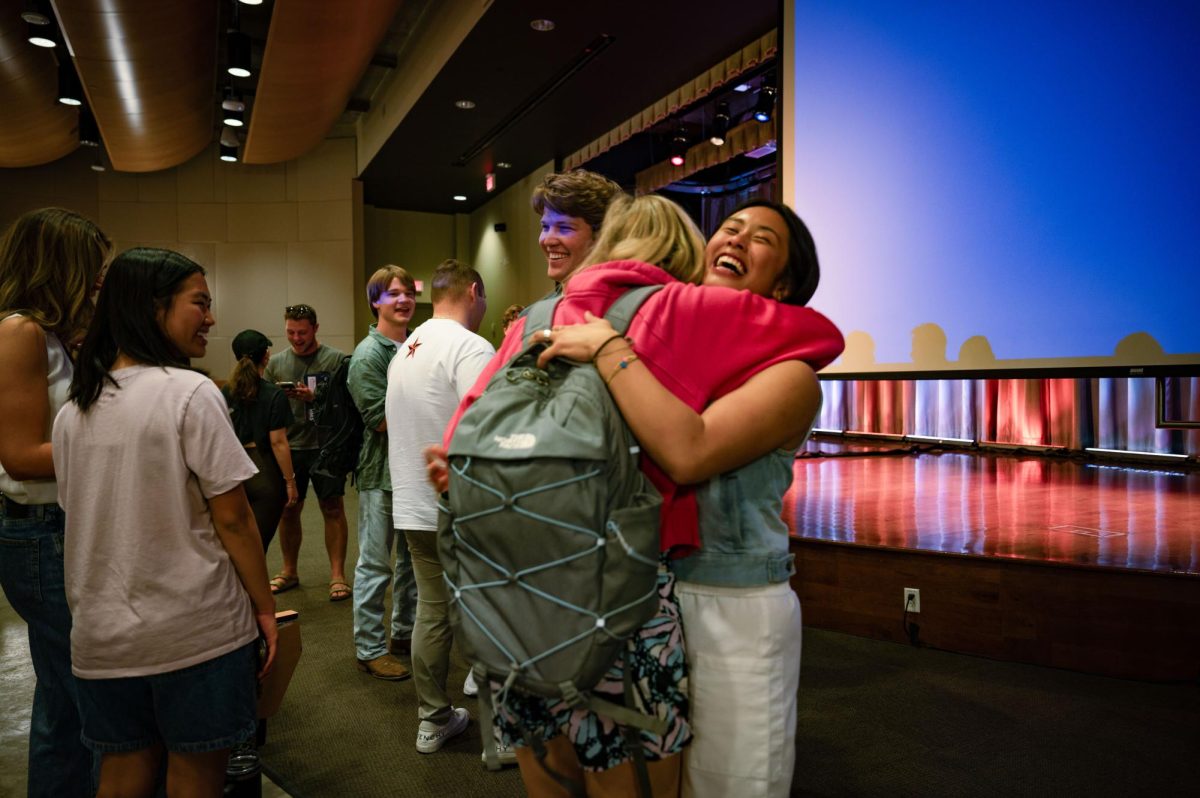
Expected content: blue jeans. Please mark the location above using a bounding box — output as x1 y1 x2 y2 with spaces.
352 489 417 660
0 504 93 797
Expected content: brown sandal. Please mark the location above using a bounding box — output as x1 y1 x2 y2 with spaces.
270 574 299 594
329 581 352 602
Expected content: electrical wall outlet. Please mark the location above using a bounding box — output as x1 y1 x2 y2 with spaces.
903 587 921 613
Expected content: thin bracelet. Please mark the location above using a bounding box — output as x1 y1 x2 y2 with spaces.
284 475 296 481
606 354 639 385
592 334 628 363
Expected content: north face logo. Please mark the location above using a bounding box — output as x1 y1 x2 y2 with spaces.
493 433 536 450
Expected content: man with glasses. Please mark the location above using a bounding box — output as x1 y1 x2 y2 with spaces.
264 304 352 602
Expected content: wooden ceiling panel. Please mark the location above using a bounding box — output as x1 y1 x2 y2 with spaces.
0 0 78 167
56 0 218 172
242 0 403 164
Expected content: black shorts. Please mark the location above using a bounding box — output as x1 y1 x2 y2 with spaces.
290 448 345 501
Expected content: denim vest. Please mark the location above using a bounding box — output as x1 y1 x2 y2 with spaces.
669 447 796 587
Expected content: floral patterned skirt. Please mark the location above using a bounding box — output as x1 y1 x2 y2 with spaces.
492 567 692 771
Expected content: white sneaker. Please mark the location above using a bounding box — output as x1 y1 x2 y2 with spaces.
481 738 519 767
463 670 479 697
415 707 470 754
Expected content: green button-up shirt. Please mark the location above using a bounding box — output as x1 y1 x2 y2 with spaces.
347 325 401 491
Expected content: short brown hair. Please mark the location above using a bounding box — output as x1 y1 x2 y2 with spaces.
366 264 416 318
531 170 623 231
580 194 705 284
430 259 483 305
284 303 317 324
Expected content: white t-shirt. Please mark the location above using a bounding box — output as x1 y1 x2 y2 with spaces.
386 318 494 530
0 315 72 505
52 365 259 678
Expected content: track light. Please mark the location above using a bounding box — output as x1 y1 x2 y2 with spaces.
219 127 240 162
57 65 83 106
78 109 100 147
26 22 55 48
221 85 246 127
710 102 730 146
753 86 776 123
669 130 688 167
20 1 51 26
227 30 252 78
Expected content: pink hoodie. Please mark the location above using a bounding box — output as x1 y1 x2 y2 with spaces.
445 260 845 553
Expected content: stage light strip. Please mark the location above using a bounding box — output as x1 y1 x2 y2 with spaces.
1084 448 1189 462
906 435 975 445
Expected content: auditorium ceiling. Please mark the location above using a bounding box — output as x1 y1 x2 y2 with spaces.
1 0 777 214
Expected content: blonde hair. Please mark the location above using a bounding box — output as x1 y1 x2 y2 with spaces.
579 194 705 283
0 208 112 340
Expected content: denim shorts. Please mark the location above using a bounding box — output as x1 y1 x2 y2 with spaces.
76 640 258 754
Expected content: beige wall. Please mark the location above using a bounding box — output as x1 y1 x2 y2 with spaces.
0 139 359 378
360 159 556 348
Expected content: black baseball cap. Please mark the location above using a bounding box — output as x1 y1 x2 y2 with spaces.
231 329 273 360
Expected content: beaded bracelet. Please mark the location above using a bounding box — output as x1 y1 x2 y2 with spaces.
606 354 639 385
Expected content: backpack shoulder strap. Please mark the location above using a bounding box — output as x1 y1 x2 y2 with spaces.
603 284 664 336
521 295 562 347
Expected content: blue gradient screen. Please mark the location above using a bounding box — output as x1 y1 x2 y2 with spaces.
788 1 1200 373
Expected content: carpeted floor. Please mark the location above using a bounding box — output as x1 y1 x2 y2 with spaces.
264 492 1200 798
260 490 525 797
3 490 1197 797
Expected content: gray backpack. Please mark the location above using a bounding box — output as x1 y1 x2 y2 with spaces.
439 285 668 775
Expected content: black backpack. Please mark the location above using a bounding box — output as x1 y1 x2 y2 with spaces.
312 355 364 483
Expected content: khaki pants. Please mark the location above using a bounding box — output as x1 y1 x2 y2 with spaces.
404 529 453 722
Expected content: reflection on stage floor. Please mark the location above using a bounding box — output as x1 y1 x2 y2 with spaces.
784 441 1200 576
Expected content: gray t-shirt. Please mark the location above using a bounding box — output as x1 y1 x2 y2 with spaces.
264 344 345 450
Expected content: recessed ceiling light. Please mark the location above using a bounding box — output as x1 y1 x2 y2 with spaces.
497 162 512 169
453 195 467 201
530 19 555 32
733 83 751 93
20 10 51 25
455 99 476 110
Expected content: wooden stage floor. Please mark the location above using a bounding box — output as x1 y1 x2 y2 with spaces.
781 441 1200 680
784 441 1200 576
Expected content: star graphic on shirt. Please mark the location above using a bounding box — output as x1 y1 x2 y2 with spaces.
406 338 422 358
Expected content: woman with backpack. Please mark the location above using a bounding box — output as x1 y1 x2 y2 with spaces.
539 199 831 798
223 329 298 552
436 194 843 796
53 247 276 796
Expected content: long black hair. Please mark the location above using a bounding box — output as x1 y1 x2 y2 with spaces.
728 199 821 306
69 247 205 411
